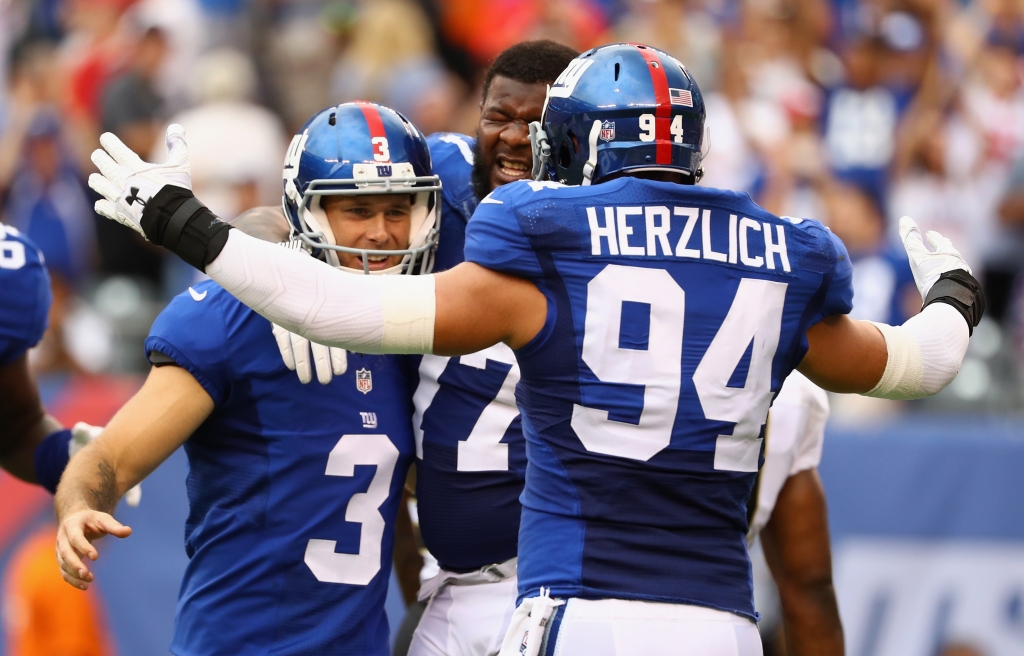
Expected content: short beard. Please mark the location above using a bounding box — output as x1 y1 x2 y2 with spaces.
471 139 492 202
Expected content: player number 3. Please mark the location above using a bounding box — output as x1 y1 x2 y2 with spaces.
572 265 786 472
304 434 398 585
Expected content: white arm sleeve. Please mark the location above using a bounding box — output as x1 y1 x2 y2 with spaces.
864 303 969 400
206 229 435 354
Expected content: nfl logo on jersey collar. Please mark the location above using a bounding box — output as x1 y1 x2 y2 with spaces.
599 121 615 142
356 368 372 394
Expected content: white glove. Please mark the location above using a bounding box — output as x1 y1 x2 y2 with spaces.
899 216 972 299
88 124 192 236
70 422 142 508
272 323 348 385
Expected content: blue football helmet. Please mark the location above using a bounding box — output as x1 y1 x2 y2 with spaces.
283 102 442 274
529 43 706 186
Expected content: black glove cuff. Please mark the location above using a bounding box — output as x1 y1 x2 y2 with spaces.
922 269 986 336
140 186 232 272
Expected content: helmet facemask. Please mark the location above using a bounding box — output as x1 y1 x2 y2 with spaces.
289 164 441 275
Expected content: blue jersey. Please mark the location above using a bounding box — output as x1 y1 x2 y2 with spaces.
464 178 853 618
409 133 526 572
0 224 51 365
145 281 416 656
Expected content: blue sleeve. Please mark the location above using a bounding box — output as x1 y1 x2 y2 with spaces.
0 229 51 365
144 282 234 405
428 133 478 271
819 228 854 318
427 133 477 220
463 183 545 280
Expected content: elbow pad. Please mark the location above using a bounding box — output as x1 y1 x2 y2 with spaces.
864 303 969 400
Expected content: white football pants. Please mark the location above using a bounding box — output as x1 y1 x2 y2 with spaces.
407 564 518 656
498 595 763 656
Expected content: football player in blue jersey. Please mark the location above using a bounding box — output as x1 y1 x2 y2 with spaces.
403 41 581 656
55 102 438 656
0 223 121 497
222 41 582 656
88 44 984 656
0 222 68 489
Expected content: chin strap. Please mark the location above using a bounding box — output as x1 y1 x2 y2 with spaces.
581 119 602 186
528 121 551 181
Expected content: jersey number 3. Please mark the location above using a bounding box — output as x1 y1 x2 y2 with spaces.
572 265 786 472
304 434 397 585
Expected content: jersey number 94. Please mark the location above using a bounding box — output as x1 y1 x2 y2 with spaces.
573 265 786 472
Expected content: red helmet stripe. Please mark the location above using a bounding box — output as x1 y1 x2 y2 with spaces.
355 101 390 162
635 46 672 165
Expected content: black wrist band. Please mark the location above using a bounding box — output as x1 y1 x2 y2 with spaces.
164 197 205 250
922 269 986 336
140 186 232 272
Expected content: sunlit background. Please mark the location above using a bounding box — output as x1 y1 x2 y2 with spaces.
0 0 1022 654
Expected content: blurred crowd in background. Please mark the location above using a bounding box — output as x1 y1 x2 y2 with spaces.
1 0 1024 413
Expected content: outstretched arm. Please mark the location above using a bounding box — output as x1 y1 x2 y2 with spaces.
87 128 546 356
761 469 844 656
205 229 545 355
799 218 984 398
55 365 213 590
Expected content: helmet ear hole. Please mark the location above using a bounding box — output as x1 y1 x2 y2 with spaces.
559 142 573 168
567 131 579 154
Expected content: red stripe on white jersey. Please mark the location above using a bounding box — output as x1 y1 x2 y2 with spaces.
634 45 672 165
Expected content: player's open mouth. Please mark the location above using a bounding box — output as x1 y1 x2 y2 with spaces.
366 255 390 270
496 157 530 181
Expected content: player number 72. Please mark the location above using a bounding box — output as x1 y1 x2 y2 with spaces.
572 265 787 472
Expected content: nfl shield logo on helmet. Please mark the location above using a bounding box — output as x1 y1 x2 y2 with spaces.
599 121 615 142
356 368 372 394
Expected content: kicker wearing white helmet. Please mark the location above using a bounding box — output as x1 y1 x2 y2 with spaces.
88 43 984 656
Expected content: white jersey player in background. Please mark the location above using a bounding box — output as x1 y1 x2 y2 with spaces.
750 372 841 654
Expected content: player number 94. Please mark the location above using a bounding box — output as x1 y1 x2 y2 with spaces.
638 114 686 144
571 265 786 472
